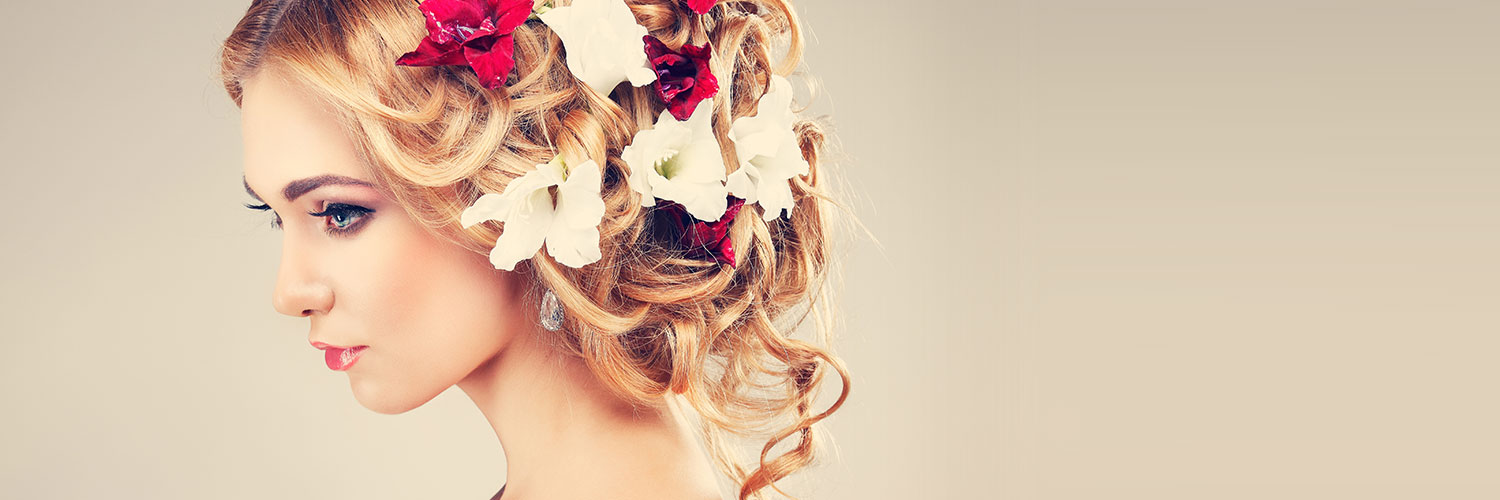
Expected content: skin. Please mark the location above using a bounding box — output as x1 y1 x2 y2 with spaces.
239 64 722 500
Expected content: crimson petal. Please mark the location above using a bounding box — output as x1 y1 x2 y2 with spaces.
683 0 716 15
660 76 693 101
715 233 736 266
420 0 486 43
488 0 534 33
683 197 744 266
396 37 468 67
643 36 719 121
655 198 743 267
680 42 719 115
709 198 745 266
463 35 516 89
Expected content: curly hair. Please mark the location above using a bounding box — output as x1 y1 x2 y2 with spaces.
219 1 849 497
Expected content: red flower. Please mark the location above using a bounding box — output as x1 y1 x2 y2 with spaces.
661 197 745 266
395 0 533 90
682 0 716 15
643 36 719 121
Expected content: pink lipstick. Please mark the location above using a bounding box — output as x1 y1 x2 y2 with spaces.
311 342 369 371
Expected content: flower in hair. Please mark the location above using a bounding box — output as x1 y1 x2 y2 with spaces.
682 0 716 15
661 196 744 266
727 74 809 221
623 99 729 222
460 155 606 270
395 0 534 90
643 36 719 121
537 0 658 95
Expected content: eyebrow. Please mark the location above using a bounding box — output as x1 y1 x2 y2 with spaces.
244 174 375 203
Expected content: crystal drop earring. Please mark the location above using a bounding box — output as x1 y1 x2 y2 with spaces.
539 288 564 331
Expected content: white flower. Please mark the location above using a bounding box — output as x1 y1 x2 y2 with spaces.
460 155 606 271
537 0 658 95
622 99 729 221
727 74 809 221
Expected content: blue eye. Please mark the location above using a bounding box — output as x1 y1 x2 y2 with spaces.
308 203 375 236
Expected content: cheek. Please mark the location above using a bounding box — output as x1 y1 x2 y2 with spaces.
339 220 520 396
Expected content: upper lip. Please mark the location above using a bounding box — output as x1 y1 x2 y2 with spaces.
310 340 364 350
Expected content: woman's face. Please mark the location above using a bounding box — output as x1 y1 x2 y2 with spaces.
239 66 525 414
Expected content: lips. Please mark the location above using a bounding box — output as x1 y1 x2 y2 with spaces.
311 342 369 371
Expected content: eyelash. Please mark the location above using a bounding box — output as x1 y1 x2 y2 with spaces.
243 203 281 229
244 202 375 236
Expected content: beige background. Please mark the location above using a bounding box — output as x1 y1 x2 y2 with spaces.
2 0 1497 498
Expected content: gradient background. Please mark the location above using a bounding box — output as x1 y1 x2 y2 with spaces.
2 1 1497 499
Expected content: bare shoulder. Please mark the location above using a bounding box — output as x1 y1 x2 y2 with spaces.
614 475 725 500
487 482 721 500
623 483 724 500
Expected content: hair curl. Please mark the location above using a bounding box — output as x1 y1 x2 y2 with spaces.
220 1 849 497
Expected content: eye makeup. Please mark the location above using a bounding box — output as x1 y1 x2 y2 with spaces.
243 201 375 236
309 202 375 237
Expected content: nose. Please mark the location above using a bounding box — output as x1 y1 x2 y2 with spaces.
272 237 334 317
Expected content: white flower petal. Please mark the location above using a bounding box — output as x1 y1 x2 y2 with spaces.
555 159 605 227
460 160 568 270
626 66 658 87
623 109 692 207
726 163 760 203
728 117 782 164
628 166 657 207
538 0 656 95
546 158 606 268
668 102 725 184
544 221 601 268
750 165 796 221
460 192 511 229
488 187 555 271
729 75 796 160
649 173 727 221
727 74 807 221
626 101 728 221
460 166 559 228
749 133 809 220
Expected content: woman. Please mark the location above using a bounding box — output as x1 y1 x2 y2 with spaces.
221 0 848 498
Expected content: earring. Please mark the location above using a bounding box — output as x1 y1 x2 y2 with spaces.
539 288 564 331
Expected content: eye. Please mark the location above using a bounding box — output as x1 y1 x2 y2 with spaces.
308 202 375 236
244 202 283 229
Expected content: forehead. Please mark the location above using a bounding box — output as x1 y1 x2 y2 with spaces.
240 66 372 200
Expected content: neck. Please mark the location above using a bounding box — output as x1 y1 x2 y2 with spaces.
457 326 721 500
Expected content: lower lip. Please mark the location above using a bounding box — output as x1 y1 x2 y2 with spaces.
324 346 369 371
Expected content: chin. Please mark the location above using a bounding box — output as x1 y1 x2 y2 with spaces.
348 376 445 415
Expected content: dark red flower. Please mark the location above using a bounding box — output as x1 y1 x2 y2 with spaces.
643 36 719 121
395 0 533 90
660 197 744 266
682 0 716 15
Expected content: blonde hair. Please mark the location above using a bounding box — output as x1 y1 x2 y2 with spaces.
220 1 849 497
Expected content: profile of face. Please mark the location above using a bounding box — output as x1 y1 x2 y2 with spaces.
240 66 526 414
